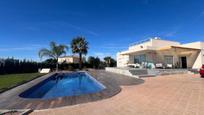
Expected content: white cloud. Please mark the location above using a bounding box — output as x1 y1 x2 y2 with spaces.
25 21 99 36
161 25 182 37
0 44 44 52
164 31 178 37
67 23 99 36
92 43 127 50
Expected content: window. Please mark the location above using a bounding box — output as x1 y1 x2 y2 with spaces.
164 55 173 64
134 54 146 64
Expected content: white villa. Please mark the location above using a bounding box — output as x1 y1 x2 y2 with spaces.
117 37 204 69
58 55 80 64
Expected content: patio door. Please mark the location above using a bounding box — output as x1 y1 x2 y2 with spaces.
180 57 187 68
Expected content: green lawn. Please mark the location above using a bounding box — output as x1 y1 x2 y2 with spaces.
0 73 45 93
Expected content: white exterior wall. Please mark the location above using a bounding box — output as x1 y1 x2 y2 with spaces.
128 40 152 51
117 38 203 68
117 53 129 67
151 39 180 48
202 42 204 64
58 56 79 64
181 42 204 69
117 38 180 67
128 39 180 51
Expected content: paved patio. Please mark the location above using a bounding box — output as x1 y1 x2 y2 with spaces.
0 70 143 109
31 72 204 115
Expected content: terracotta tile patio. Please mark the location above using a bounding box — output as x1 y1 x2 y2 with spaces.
31 73 204 115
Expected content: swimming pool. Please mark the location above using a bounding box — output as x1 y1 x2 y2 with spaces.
20 72 106 99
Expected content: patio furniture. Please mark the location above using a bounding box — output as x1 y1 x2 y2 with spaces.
128 63 141 68
39 68 51 73
166 64 173 69
156 63 164 69
147 63 155 69
141 62 146 68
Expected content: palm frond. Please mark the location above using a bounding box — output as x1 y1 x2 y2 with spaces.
71 36 88 54
38 48 55 59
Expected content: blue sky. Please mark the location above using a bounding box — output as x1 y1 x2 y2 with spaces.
0 0 204 61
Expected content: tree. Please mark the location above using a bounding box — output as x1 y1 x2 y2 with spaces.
71 36 88 69
87 56 95 68
94 57 100 69
104 56 117 67
41 58 57 69
0 58 39 74
38 41 68 71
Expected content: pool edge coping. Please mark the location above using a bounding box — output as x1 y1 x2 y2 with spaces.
0 70 122 110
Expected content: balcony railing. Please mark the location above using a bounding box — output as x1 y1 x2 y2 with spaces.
129 38 151 47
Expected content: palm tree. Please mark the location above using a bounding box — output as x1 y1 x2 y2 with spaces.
71 36 88 69
38 41 68 71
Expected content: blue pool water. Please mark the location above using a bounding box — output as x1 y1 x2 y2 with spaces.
20 72 105 99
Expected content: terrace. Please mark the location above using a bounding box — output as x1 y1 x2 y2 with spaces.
0 70 144 110
0 70 204 115
29 71 204 115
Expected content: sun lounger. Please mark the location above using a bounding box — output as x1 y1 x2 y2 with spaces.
39 68 51 73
